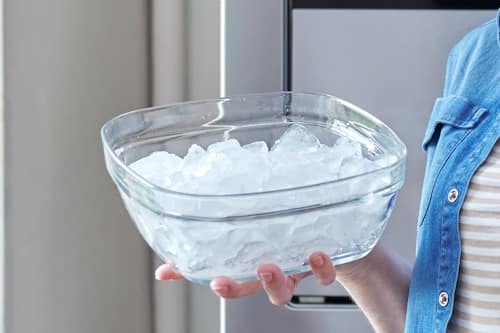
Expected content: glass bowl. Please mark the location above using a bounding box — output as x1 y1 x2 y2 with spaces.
101 92 406 284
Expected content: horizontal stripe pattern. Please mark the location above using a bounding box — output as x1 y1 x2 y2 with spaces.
460 260 500 272
458 274 500 288
449 141 500 333
466 189 500 201
449 318 500 333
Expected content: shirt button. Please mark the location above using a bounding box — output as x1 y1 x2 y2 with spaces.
439 291 449 307
448 188 459 203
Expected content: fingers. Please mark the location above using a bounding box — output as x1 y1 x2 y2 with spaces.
257 264 296 306
210 277 262 299
155 265 263 299
156 251 336 306
309 252 336 286
210 268 312 304
155 264 183 280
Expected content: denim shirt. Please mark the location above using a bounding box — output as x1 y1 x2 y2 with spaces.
405 11 500 332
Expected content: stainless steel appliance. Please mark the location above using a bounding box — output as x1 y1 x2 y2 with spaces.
221 1 498 332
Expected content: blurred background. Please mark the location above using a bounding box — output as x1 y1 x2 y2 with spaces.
4 1 221 333
2 1 499 333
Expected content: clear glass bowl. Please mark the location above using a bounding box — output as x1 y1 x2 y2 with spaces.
101 92 406 284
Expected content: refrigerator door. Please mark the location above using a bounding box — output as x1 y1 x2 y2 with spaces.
222 3 497 332
290 7 496 301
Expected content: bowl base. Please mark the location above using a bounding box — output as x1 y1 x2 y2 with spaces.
183 246 374 285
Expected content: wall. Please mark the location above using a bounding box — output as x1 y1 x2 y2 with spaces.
152 1 221 333
4 1 222 332
4 1 152 332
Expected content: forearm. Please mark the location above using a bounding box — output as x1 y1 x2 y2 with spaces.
336 244 411 333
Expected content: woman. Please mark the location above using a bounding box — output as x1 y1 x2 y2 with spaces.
156 12 500 333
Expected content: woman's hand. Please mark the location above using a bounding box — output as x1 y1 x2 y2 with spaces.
155 251 336 306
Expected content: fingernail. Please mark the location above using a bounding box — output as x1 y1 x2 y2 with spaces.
311 255 324 267
212 286 229 295
259 272 273 283
155 268 165 280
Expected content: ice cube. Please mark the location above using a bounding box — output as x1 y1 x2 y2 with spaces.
129 151 183 187
271 124 321 153
191 152 233 194
243 141 268 153
181 144 207 174
333 137 363 160
185 144 206 159
182 145 219 176
207 139 241 153
374 154 398 168
339 157 375 179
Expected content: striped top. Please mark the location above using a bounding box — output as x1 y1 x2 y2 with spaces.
448 140 500 333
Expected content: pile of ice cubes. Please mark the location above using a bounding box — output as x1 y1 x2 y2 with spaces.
125 124 397 282
131 124 396 195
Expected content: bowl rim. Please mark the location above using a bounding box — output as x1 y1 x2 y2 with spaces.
100 91 407 199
